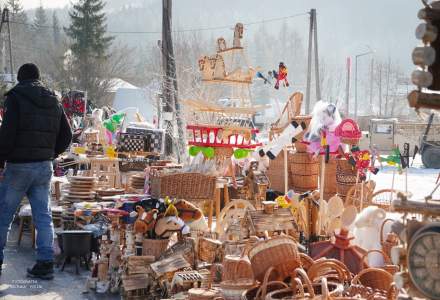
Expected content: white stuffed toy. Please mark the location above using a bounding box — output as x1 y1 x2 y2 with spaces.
352 206 388 267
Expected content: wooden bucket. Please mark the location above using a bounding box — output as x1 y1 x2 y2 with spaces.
320 157 337 200
266 151 292 193
336 158 357 200
290 152 318 193
292 115 312 153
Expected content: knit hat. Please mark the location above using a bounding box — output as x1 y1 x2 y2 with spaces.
17 63 40 82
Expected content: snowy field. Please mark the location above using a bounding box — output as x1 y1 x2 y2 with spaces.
372 154 439 200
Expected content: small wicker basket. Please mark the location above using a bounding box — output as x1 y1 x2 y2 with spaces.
380 219 399 259
361 249 399 275
248 235 301 283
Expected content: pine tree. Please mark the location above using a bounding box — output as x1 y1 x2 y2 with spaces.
7 0 26 21
33 3 48 30
52 12 61 46
65 0 114 104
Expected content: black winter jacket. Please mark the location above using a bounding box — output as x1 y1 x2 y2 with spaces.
0 80 72 167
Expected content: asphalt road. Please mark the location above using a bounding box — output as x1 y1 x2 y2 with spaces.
0 224 119 300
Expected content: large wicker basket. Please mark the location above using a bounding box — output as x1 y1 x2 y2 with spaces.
151 173 216 200
336 158 357 200
247 236 301 283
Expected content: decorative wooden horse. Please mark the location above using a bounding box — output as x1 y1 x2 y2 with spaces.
174 199 204 223
133 206 158 235
154 216 190 239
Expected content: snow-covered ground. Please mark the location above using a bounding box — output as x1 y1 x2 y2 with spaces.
371 154 439 200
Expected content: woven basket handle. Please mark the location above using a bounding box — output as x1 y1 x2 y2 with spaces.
258 266 278 300
307 261 346 283
231 245 250 278
294 268 315 298
255 281 288 300
290 277 305 299
319 277 330 300
380 218 395 244
361 249 392 269
387 282 398 300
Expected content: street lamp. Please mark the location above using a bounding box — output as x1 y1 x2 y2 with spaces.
354 47 374 119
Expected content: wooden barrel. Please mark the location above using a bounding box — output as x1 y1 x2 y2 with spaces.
290 152 318 192
336 158 357 200
267 151 294 193
293 115 312 153
320 157 337 200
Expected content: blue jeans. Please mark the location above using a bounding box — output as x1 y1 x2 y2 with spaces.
0 161 54 262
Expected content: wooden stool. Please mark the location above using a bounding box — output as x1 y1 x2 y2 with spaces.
88 157 121 188
17 216 36 248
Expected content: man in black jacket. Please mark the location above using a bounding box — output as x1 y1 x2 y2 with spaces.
0 63 72 280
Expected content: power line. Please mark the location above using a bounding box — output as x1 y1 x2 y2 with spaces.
8 12 309 35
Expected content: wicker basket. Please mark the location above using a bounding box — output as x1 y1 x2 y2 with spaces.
142 238 169 260
336 158 356 174
290 152 318 193
248 236 301 283
222 253 254 282
351 267 393 292
336 158 358 200
293 115 312 153
380 219 399 259
341 137 360 145
241 281 288 300
307 260 351 284
151 173 216 200
220 279 256 300
265 268 314 300
361 249 399 275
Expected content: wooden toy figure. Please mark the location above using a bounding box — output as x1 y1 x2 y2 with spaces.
274 62 289 89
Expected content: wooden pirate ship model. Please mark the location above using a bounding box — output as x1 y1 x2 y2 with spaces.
183 23 267 157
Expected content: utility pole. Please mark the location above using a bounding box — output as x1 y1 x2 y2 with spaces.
384 57 391 117
378 64 382 116
0 9 13 81
345 57 351 116
312 9 321 101
305 8 320 114
305 10 313 114
369 57 374 111
161 0 184 159
354 48 374 119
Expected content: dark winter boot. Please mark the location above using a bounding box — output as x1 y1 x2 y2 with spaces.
27 261 54 280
